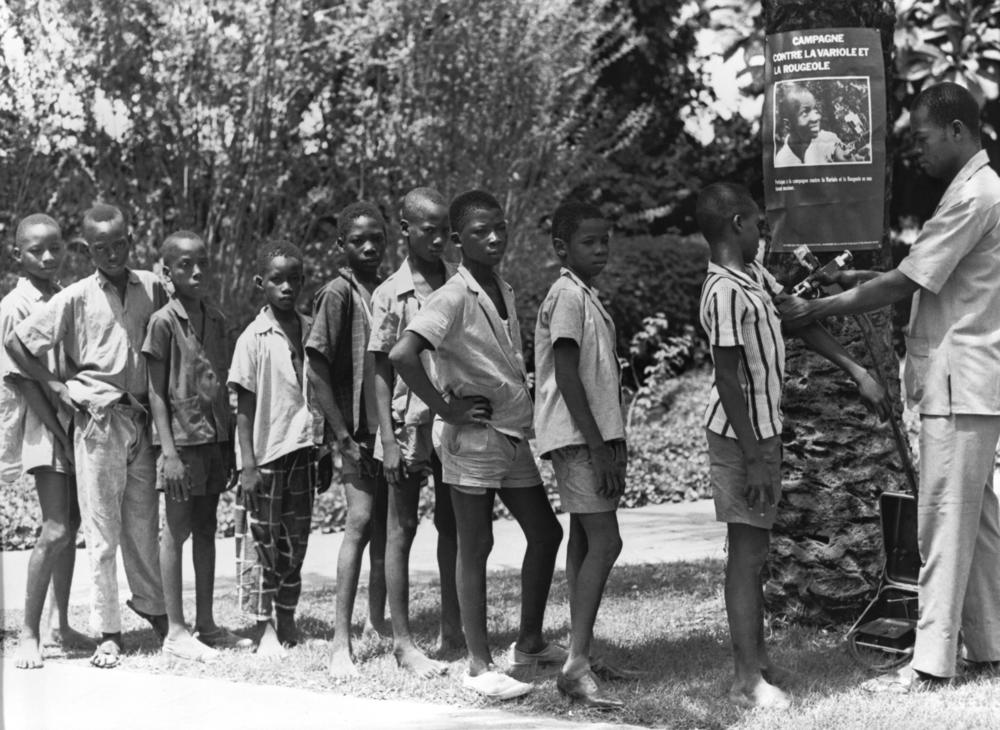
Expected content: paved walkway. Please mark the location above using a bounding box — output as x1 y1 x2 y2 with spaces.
1 500 724 730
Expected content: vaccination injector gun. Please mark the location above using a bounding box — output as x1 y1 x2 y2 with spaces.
790 246 854 299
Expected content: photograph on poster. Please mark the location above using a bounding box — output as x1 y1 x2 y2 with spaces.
773 77 872 167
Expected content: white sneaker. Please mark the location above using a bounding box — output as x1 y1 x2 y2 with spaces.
462 669 533 700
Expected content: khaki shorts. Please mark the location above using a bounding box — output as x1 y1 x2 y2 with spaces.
156 442 231 496
440 423 540 495
374 421 438 479
706 429 782 529
551 444 622 514
341 434 381 483
22 411 72 476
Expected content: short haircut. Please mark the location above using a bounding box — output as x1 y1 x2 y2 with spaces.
15 213 60 245
449 190 503 234
81 204 126 241
777 82 812 123
401 187 447 221
913 82 981 139
256 240 304 275
160 230 204 265
336 201 386 242
695 183 757 243
551 200 604 245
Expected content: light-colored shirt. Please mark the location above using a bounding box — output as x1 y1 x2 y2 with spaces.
0 278 66 482
897 150 1000 416
15 269 165 410
142 298 233 446
775 130 844 167
699 261 786 440
533 268 624 456
367 258 457 426
406 264 533 439
228 306 323 469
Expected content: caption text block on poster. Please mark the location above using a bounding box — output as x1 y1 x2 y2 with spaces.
762 27 886 253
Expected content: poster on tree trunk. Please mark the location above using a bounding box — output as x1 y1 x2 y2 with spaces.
762 27 886 252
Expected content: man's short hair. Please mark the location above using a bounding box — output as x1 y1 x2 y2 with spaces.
551 200 604 245
256 240 304 275
913 82 981 140
695 183 757 243
336 201 386 242
15 213 60 245
81 204 126 240
449 190 503 234
161 230 204 265
401 187 447 221
777 83 811 126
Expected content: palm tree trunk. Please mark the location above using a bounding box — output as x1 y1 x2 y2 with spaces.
761 0 912 624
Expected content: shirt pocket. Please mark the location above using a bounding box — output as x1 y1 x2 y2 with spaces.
170 395 215 444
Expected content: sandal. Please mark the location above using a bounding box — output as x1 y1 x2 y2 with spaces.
861 666 951 694
126 599 168 640
90 637 122 669
163 635 220 663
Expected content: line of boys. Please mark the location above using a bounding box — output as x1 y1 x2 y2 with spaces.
1 189 634 707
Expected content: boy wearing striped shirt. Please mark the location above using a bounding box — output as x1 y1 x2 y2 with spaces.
696 183 889 710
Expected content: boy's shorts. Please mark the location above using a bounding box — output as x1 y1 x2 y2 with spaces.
374 421 438 480
440 423 540 495
706 429 782 529
341 433 381 483
22 411 72 476
550 443 622 514
156 442 231 496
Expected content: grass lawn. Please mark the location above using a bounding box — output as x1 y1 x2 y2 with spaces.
2 559 998 729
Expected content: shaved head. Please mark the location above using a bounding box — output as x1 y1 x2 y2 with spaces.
161 230 204 266
695 183 757 243
15 213 60 245
401 187 447 221
81 204 126 242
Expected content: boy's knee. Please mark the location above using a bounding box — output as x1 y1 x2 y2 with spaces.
343 512 372 542
38 522 71 552
529 520 563 553
463 532 494 562
190 511 218 540
391 516 419 543
598 533 624 564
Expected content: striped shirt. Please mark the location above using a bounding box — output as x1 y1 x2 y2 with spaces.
699 261 785 440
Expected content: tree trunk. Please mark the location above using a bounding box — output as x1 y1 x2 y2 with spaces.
761 0 912 624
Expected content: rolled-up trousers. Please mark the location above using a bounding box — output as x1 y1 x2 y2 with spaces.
912 414 1000 677
74 403 164 634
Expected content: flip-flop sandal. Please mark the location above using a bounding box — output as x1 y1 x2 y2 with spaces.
90 639 122 669
195 627 254 650
126 600 168 640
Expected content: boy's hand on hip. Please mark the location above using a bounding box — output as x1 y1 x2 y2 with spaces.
382 440 404 488
240 467 263 512
856 370 891 421
162 453 190 501
591 443 624 499
744 460 774 513
442 395 492 425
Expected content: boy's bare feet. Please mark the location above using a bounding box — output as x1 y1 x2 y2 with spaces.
45 626 96 652
14 637 44 669
728 678 791 709
761 663 794 688
126 599 168 641
328 645 360 678
275 610 299 648
90 634 123 669
362 616 390 642
435 630 466 656
196 626 254 651
255 622 288 659
163 632 220 663
395 645 447 678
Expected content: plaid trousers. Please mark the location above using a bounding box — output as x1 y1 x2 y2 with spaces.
236 447 314 620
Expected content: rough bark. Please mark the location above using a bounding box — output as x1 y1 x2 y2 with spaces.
761 0 912 625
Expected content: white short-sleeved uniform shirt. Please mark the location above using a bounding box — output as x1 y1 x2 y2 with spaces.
405 264 533 439
897 150 1000 415
533 268 624 456
228 306 323 469
699 261 786 440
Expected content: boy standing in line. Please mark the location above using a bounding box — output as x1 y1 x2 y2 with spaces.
696 182 889 708
143 231 250 661
368 187 461 677
229 242 324 657
391 190 564 700
533 201 626 709
8 204 168 669
308 202 390 678
3 214 92 668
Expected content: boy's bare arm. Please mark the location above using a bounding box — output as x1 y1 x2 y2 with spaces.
234 386 262 511
713 346 773 511
552 340 623 498
790 323 890 420
372 352 402 486
389 332 490 425
9 377 73 465
4 331 76 414
304 350 359 461
147 357 188 501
